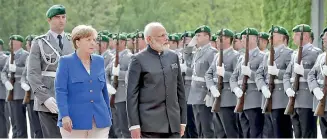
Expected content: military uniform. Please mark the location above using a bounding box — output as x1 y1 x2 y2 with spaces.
255 26 293 138
0 46 10 138
27 5 74 138
187 25 219 138
1 36 29 138
283 24 321 138
230 28 265 138
106 34 131 138
308 27 327 138
205 30 240 137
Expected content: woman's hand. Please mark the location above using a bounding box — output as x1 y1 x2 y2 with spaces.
62 116 73 133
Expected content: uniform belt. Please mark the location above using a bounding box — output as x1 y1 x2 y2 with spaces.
8 74 22 78
42 71 56 77
273 79 283 84
192 76 205 82
184 76 192 80
290 77 307 83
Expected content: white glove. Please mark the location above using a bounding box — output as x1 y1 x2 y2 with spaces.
5 81 13 91
21 82 30 91
268 63 279 75
293 63 304 76
322 65 327 76
209 86 220 98
286 88 295 97
9 64 16 72
241 65 251 76
188 36 197 47
313 87 324 100
180 63 187 73
216 63 225 77
112 64 120 76
204 94 214 107
107 84 117 95
261 86 271 98
233 87 243 98
44 97 58 114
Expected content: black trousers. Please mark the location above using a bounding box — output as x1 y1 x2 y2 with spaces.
237 112 247 138
27 100 43 138
244 108 264 138
0 99 9 138
271 108 293 138
183 104 198 138
38 111 61 138
262 113 274 138
291 108 317 138
319 112 327 138
141 132 180 138
192 104 214 138
9 99 28 138
218 107 239 138
115 101 131 138
108 106 120 138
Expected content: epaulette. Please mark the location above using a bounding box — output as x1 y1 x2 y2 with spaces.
34 35 47 40
65 33 71 41
312 46 322 52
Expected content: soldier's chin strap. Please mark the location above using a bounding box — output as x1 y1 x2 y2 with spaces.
38 38 60 72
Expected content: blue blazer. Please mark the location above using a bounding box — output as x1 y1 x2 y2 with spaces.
55 52 112 130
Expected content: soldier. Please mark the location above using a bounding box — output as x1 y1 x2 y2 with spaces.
97 35 112 66
205 28 240 138
186 25 218 138
258 32 269 52
255 26 293 138
233 33 244 53
21 35 43 138
0 39 10 138
27 5 74 138
230 28 265 138
134 31 147 52
1 35 29 138
168 34 180 51
126 33 134 53
210 35 217 49
180 31 198 138
307 27 327 138
283 24 321 138
106 34 132 138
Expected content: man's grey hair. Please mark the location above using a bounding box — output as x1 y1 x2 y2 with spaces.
144 22 165 44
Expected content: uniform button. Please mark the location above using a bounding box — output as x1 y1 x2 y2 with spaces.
305 88 308 90
90 80 92 83
279 88 281 90
90 100 94 103
90 90 93 93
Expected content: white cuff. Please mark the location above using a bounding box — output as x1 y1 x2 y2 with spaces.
129 125 140 131
181 124 186 127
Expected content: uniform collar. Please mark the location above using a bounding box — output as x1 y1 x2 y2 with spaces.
223 47 233 54
14 48 23 55
274 44 285 53
249 47 259 56
147 45 164 56
49 30 65 39
302 43 312 51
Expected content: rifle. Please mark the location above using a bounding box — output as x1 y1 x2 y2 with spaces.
314 50 327 116
98 35 102 55
135 30 139 53
23 37 32 104
6 38 15 101
181 31 187 84
234 28 250 113
262 25 275 113
110 33 119 108
284 25 304 115
212 29 224 112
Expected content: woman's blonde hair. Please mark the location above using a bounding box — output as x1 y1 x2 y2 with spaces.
71 25 97 49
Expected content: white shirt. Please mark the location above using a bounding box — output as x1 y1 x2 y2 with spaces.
49 30 65 45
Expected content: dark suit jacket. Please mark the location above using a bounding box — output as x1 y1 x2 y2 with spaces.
126 45 186 133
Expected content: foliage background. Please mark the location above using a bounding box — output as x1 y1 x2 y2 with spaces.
0 0 325 50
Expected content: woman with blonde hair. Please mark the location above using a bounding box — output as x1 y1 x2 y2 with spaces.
55 25 112 138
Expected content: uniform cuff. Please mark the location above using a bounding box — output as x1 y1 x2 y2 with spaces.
129 125 140 131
